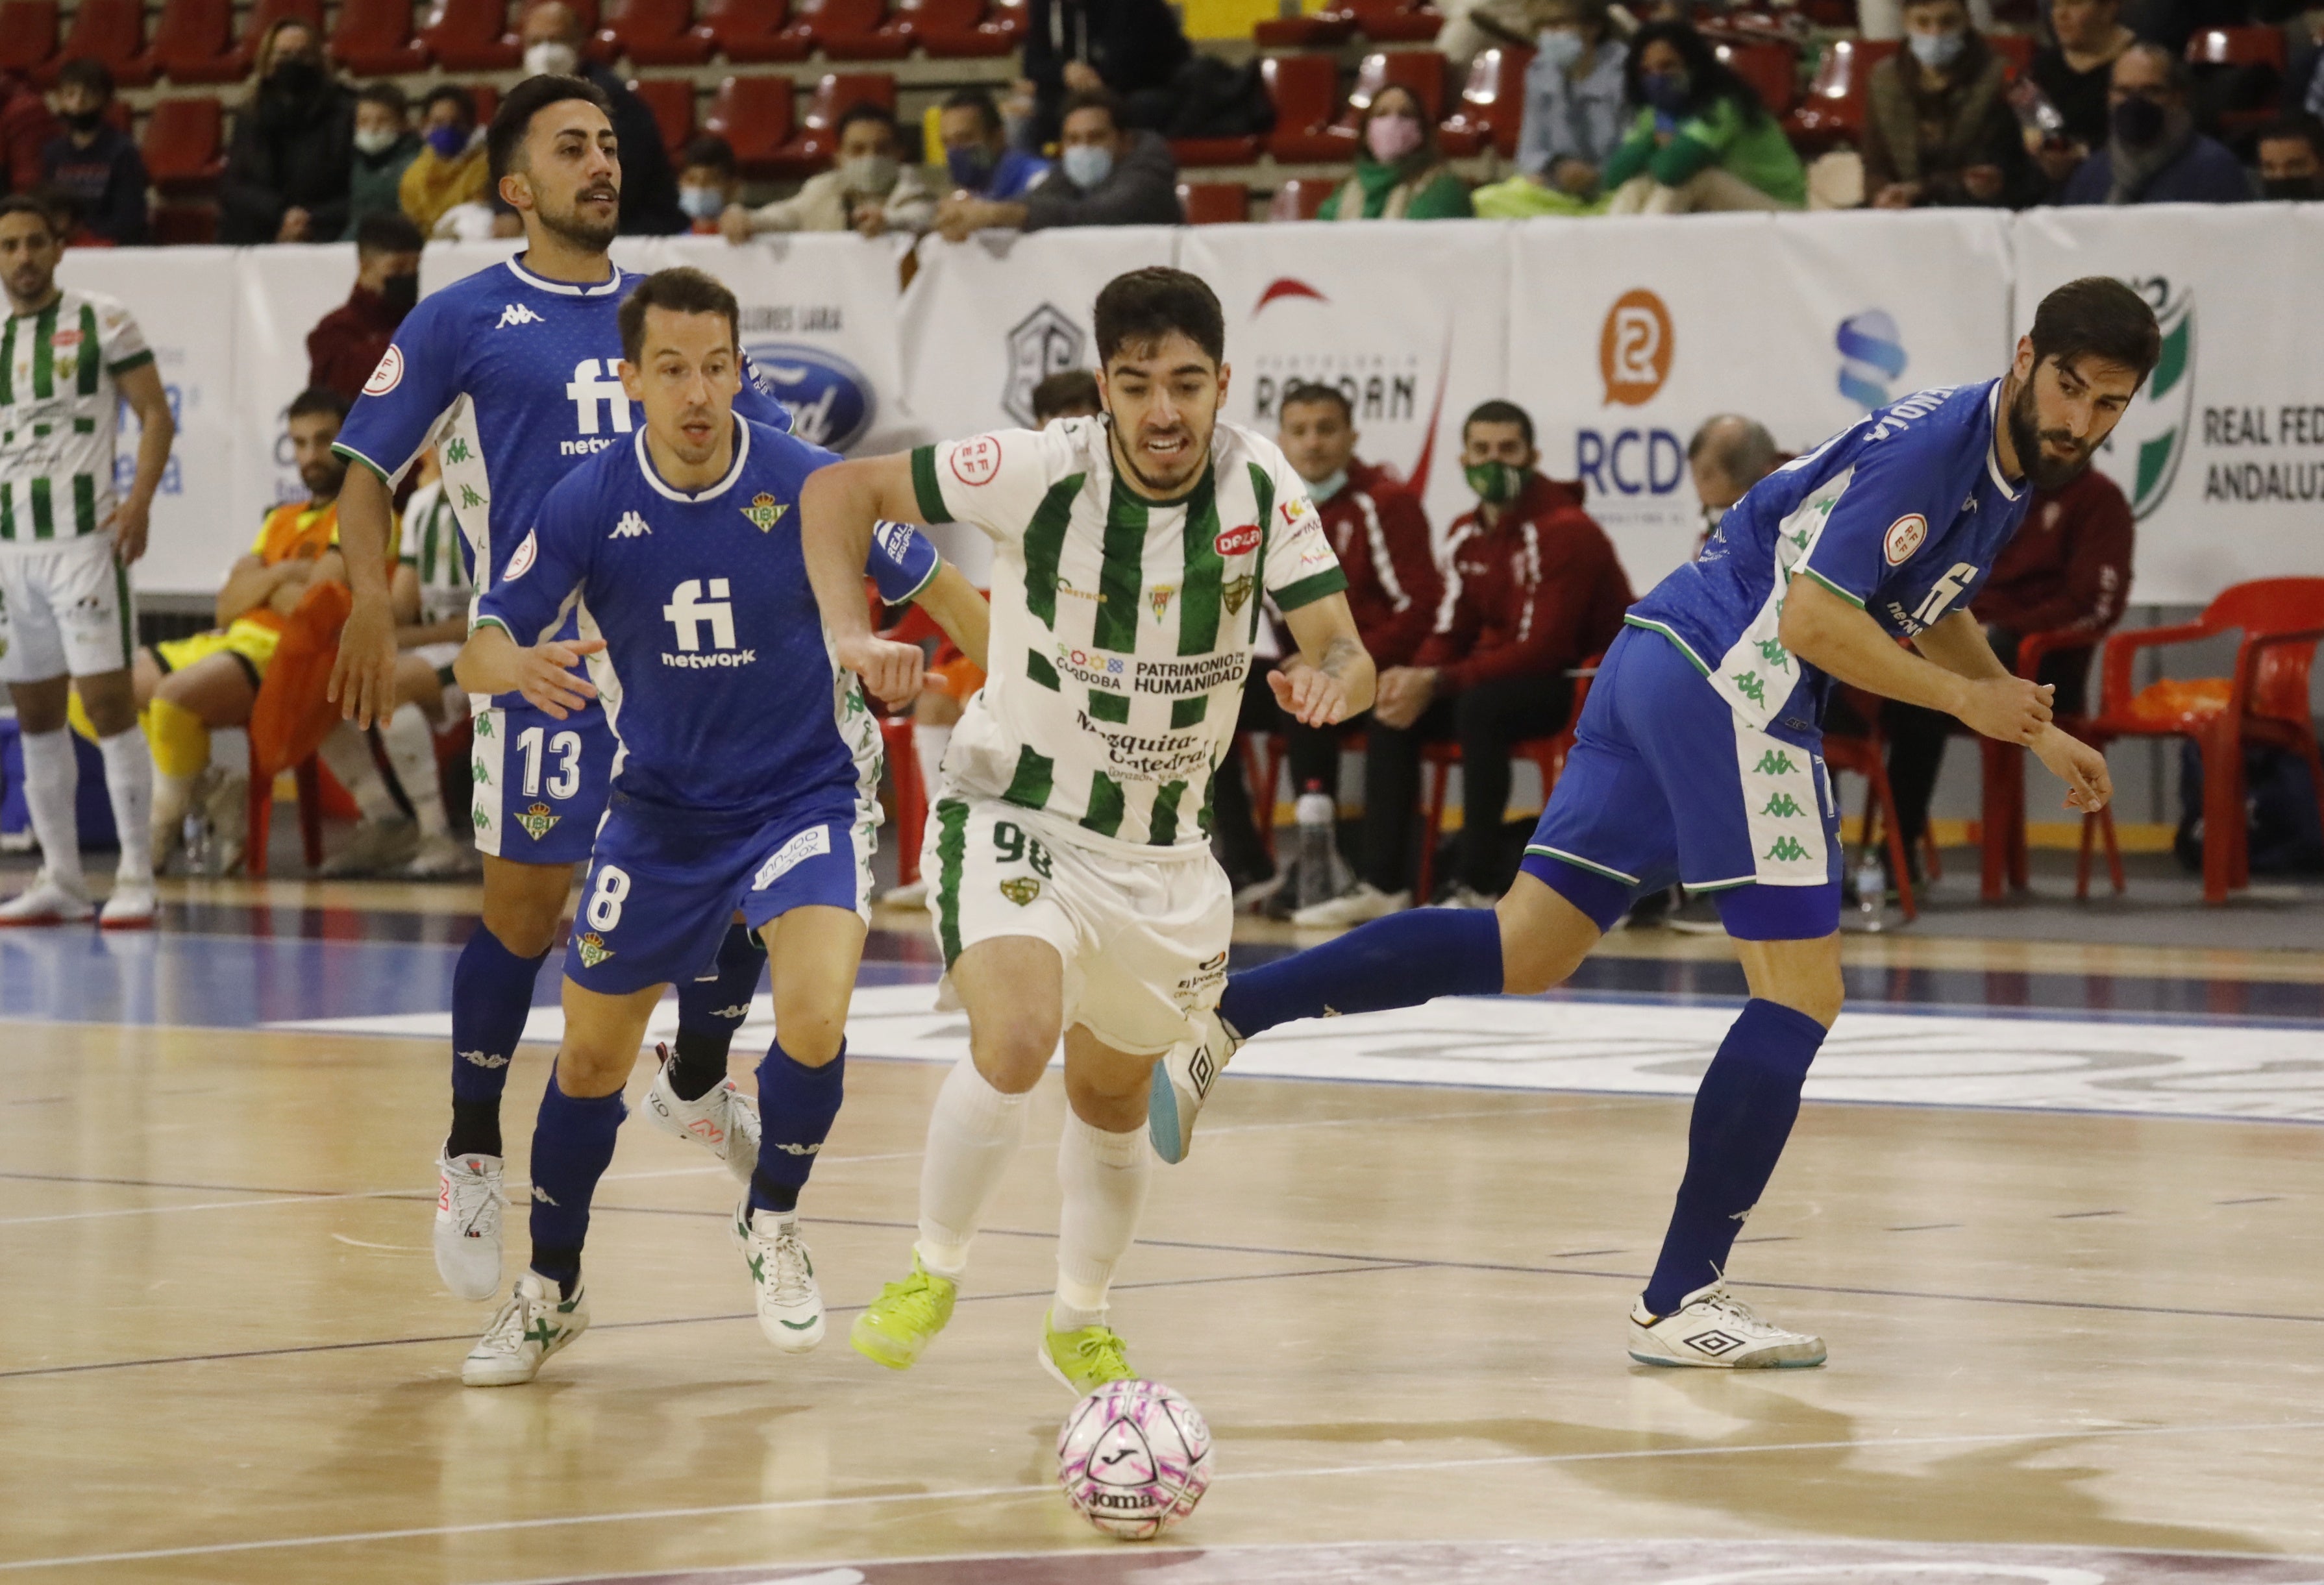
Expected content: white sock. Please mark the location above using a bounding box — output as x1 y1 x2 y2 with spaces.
210 728 249 778
97 728 154 883
913 723 952 788
1052 1110 1151 1333
380 704 448 836
151 769 195 841
19 728 86 892
914 1055 1031 1277
317 724 402 824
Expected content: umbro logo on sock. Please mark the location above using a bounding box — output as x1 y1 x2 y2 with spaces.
531 1187 560 1205
460 1049 510 1069
773 1141 821 1156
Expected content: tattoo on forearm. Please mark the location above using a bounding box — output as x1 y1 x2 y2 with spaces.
1318 636 1364 678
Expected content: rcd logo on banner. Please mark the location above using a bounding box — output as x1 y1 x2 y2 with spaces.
1579 289 1683 499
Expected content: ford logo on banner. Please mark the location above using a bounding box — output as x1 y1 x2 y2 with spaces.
746 342 876 453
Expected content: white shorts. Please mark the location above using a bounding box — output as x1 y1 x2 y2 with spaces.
410 640 462 672
0 534 133 683
922 794 1233 1059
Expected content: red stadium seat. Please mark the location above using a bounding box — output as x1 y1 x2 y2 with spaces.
1438 43 1529 158
815 0 913 59
703 73 795 177
1267 175 1334 219
769 69 893 171
2186 25 2287 140
49 0 151 86
1177 180 1248 223
330 0 429 73
142 94 225 195
1350 49 1447 120
0 0 57 78
629 74 696 154
599 0 713 62
1785 36 1893 151
147 0 235 81
917 0 1017 56
1341 0 1441 43
151 201 219 243
421 0 522 71
1716 39 1797 118
1172 130 1261 164
2187 23 2285 69
1263 53 1344 162
700 0 810 60
1984 31 2033 79
1254 6 1355 47
468 81 499 125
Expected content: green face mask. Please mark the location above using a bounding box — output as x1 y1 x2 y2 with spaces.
1465 460 1524 506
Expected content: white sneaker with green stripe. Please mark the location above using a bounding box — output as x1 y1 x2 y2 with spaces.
462 1272 588 1386
733 1192 824 1352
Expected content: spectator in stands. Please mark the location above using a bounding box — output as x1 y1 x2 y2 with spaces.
1032 367 1101 423
307 212 422 404
1864 0 2042 208
678 136 737 234
937 88 1052 203
344 83 419 240
399 85 488 238
1603 21 1807 212
935 90 1178 238
2060 43 2253 203
518 1 687 234
220 19 355 244
1474 0 1628 217
0 71 56 197
1860 0 1995 42
1881 467 2134 878
2290 21 2323 120
1318 85 1475 219
721 105 938 239
2258 114 2324 199
1296 400 1631 925
1688 412 1778 537
39 61 145 245
1017 0 1191 146
2029 0 2135 183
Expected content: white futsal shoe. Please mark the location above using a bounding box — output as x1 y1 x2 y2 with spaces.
1291 881 1409 928
1628 1281 1827 1369
462 1272 589 1386
645 1045 761 1186
734 1193 824 1351
0 871 95 926
434 1151 506 1301
1148 1004 1243 1166
99 879 156 929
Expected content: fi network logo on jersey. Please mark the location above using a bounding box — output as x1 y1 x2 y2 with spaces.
610 510 651 539
662 578 756 667
563 359 634 455
497 303 545 330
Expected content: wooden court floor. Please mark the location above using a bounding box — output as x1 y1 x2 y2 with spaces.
6 915 2324 1585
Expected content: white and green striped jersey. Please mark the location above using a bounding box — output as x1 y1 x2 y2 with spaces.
0 288 152 553
399 478 473 624
912 417 1347 855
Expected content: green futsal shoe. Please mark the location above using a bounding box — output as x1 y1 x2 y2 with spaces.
849 1254 958 1370
1039 1312 1138 1395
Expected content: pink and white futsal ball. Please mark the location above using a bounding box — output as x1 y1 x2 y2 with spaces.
1056 1378 1213 1540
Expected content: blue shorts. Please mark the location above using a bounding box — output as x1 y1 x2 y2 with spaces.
1519 624 1842 941
565 796 873 996
469 700 616 868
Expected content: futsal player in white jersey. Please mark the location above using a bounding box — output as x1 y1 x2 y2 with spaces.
0 195 176 928
800 267 1377 1394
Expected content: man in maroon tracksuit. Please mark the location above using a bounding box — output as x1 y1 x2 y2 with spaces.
1297 399 1633 923
1882 465 2135 871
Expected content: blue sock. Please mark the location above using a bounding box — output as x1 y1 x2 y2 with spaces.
527 1074 627 1295
1641 998 1827 1316
667 922 764 1100
446 927 551 1158
1218 908 1503 1040
748 1039 845 1216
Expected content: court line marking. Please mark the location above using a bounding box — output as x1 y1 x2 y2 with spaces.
9 1416 2324 1573
0 1168 334 1196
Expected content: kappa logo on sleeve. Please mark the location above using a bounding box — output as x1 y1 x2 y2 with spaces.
950 436 1003 487
363 345 404 397
1883 513 1928 565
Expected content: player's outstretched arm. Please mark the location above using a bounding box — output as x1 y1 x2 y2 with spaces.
1780 578 2055 745
328 464 403 729
452 623 602 720
912 561 991 673
1275 593 1377 728
801 455 930 707
1914 609 2112 813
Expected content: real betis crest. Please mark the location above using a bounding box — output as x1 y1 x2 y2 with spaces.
2101 278 2194 521
513 802 561 841
1221 574 1255 616
575 932 614 968
741 491 788 532
999 877 1041 906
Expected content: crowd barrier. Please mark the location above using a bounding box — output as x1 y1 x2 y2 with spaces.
59 204 2321 604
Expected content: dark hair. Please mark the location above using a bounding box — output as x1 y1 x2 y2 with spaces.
0 193 58 241
2260 112 2324 160
1279 381 1353 424
678 134 736 176
2027 276 2161 384
1093 267 1226 369
54 57 114 100
354 210 424 255
1623 21 1765 123
423 83 478 127
939 87 1002 136
835 101 897 140
617 266 741 365
355 80 409 117
488 73 613 184
1031 368 1102 424
1463 399 1536 447
1058 87 1125 132
288 386 350 424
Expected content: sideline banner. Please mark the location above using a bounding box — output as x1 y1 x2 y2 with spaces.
1181 218 1510 547
236 243 363 524
2012 204 2324 605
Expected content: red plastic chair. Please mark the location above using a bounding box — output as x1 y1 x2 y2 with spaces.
1263 54 1344 162
2081 579 2324 905
1415 657 1598 906
330 0 429 73
49 0 151 86
1341 0 1442 43
142 95 225 195
469 81 500 126
421 0 522 71
796 0 904 57
1972 629 2121 903
1439 43 1531 158
2186 25 2288 140
0 0 58 77
1177 180 1248 223
880 716 924 885
1821 687 1920 924
599 0 714 62
1785 36 1895 153
1717 38 1798 118
1267 174 1335 219
700 0 809 58
147 0 234 80
1348 48 1448 121
703 73 795 176
628 75 697 154
1984 31 2033 80
770 70 893 173
151 201 219 243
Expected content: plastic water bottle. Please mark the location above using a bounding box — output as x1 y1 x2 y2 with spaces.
1854 848 1886 933
183 809 210 878
1294 781 1337 912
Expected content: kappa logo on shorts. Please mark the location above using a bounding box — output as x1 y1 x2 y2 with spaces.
752 825 831 890
999 876 1042 906
575 933 614 968
513 802 560 841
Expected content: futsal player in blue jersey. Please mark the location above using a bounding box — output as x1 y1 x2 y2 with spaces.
323 76 811 1303
449 267 988 1384
1159 278 2160 1368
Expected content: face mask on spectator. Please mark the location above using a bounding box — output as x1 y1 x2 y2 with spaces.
425 124 469 160
1641 71 1690 116
1365 113 1424 163
381 271 419 313
946 144 994 190
270 57 323 97
1061 143 1114 189
1535 29 1587 71
1309 468 1349 501
2111 92 2166 147
678 184 724 220
1464 460 1524 505
60 107 105 134
354 125 401 156
525 41 580 78
839 153 900 195
1907 29 1966 69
